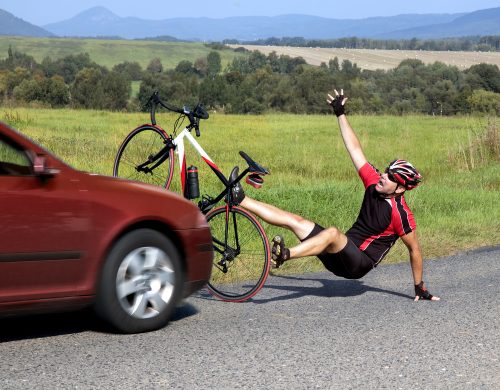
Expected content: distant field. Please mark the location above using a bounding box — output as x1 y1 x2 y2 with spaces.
0 36 245 69
229 44 500 70
2 108 498 274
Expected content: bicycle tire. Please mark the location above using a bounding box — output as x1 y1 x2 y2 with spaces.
113 125 175 189
206 206 270 302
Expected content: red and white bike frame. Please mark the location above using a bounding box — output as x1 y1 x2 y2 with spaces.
171 127 222 194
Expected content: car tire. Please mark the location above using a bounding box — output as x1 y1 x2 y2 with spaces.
95 229 183 333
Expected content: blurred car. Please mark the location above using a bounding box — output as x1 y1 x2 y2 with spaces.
0 121 213 333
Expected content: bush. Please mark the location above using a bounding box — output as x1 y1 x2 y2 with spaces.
71 68 105 109
467 89 500 115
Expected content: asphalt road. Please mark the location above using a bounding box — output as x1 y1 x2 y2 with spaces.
1 247 498 389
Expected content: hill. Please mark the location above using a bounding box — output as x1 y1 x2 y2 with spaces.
3 6 500 41
0 9 53 37
379 7 500 39
0 36 244 70
42 7 464 40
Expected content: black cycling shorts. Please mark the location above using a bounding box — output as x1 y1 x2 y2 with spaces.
302 224 375 280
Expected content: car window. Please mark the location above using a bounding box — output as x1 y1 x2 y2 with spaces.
0 137 32 176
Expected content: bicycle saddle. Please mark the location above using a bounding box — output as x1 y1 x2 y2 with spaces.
239 151 269 175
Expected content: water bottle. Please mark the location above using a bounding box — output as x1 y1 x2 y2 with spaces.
186 165 200 199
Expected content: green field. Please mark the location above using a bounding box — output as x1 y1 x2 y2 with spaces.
0 36 245 70
2 108 499 275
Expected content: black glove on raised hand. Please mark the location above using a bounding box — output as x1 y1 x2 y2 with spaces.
330 95 346 117
414 281 434 300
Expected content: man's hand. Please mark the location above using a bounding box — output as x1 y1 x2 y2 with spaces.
327 89 348 117
414 281 440 301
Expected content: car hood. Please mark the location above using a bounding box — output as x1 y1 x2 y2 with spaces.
78 172 208 230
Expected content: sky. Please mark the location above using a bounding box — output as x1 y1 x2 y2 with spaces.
0 0 499 26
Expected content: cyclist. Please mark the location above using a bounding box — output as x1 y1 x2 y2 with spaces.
231 89 439 301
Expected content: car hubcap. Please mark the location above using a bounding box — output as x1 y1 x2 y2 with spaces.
116 246 175 319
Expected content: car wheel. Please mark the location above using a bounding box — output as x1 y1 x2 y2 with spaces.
95 229 183 333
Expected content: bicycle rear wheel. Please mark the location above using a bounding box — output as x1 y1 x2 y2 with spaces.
113 125 175 188
206 206 270 302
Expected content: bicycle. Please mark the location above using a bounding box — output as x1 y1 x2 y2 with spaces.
113 92 271 302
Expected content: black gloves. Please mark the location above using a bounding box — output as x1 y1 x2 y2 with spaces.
329 94 346 117
414 281 434 300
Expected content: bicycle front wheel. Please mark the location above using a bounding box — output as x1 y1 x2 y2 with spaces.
206 206 270 302
113 125 175 188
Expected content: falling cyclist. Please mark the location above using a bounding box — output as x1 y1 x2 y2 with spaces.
230 89 440 301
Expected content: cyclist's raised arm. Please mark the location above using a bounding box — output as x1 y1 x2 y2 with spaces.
327 90 367 171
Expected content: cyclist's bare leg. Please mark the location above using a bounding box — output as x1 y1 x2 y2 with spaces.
240 196 315 240
288 227 348 259
240 197 348 261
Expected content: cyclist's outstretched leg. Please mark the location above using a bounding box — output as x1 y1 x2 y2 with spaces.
240 196 316 241
240 196 349 267
232 173 348 265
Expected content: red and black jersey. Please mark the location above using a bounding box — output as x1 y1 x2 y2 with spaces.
346 162 416 265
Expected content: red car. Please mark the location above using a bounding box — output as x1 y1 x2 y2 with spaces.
0 121 213 333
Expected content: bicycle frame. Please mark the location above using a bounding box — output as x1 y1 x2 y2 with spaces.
168 126 250 213
115 93 271 302
172 127 224 192
169 126 253 274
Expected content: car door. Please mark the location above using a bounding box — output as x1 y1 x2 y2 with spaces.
0 135 89 302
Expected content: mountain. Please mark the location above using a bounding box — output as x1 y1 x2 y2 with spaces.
378 7 500 39
0 6 495 41
0 9 54 37
43 7 465 41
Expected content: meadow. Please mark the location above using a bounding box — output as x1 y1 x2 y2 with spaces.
2 108 499 274
0 36 244 70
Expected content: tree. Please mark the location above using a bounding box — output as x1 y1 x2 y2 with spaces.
329 57 340 73
198 75 227 108
466 64 500 93
206 51 221 76
341 59 361 79
71 68 105 109
247 51 267 73
4 67 31 97
43 76 70 107
45 53 101 84
138 71 198 109
175 60 195 75
101 71 130 110
0 46 37 71
13 79 43 103
467 90 500 115
146 58 163 73
112 61 143 81
194 57 208 77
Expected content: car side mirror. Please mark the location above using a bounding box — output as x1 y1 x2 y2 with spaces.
33 155 59 178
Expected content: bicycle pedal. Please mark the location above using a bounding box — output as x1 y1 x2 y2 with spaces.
246 173 264 189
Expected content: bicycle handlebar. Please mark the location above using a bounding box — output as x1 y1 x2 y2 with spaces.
148 92 209 133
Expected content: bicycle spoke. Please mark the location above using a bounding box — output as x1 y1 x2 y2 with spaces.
206 207 269 302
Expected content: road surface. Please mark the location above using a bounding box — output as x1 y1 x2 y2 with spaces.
1 247 498 389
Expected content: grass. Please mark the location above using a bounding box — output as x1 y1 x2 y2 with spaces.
2 108 498 276
0 36 245 70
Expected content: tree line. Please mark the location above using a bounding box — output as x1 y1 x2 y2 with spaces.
224 36 500 52
0 46 499 115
